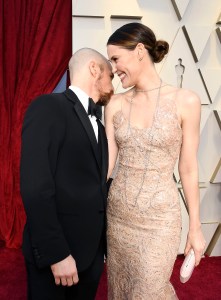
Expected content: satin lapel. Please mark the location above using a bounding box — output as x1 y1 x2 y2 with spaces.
64 89 101 170
97 119 108 184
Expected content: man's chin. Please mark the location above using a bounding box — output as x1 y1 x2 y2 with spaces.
97 92 113 106
97 99 109 106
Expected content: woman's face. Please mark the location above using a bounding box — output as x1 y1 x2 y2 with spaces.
107 44 140 89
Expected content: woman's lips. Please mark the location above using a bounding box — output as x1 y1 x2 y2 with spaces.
118 72 126 82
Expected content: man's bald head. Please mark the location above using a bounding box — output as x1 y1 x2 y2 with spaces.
68 48 114 104
69 48 109 79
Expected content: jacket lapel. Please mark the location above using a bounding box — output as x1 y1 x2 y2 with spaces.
63 89 101 171
97 119 108 184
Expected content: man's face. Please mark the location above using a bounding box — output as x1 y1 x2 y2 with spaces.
96 63 114 106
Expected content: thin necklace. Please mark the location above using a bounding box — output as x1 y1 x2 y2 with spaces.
124 79 162 209
135 81 168 93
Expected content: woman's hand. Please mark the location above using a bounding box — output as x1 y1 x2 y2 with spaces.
184 226 206 266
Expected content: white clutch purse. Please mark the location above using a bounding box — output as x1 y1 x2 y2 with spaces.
180 249 195 283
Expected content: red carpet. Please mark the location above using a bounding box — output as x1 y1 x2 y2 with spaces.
0 243 220 300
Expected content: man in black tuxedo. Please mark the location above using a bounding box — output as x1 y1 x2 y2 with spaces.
20 48 114 300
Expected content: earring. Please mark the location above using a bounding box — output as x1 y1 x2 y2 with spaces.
139 57 143 61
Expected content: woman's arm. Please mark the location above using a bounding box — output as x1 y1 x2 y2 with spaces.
104 94 121 179
178 90 206 266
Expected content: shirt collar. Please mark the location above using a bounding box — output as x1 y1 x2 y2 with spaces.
69 85 89 113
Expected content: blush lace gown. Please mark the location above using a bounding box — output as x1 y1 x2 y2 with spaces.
107 93 182 299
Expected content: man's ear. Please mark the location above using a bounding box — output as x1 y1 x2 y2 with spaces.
89 61 100 78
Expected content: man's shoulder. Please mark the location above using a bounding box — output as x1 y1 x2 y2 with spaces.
28 91 70 110
32 91 66 104
24 91 70 122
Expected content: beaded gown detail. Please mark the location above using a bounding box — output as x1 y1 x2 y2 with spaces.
107 94 182 299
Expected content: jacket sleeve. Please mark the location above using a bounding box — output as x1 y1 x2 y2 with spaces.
20 95 70 268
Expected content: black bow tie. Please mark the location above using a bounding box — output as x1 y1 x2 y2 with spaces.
88 98 102 120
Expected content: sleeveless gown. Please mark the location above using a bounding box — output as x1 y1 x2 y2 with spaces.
107 93 182 299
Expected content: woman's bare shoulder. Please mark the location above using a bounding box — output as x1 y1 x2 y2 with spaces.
175 88 201 122
176 88 201 105
106 89 133 113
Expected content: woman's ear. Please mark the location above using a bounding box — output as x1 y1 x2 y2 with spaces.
136 43 145 61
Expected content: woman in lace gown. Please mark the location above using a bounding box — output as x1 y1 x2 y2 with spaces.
104 23 206 299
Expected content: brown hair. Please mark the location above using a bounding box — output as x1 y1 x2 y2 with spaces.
107 23 169 63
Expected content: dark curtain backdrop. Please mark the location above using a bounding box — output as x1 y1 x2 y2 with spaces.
0 0 72 248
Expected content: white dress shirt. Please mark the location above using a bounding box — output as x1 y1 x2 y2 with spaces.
69 85 98 142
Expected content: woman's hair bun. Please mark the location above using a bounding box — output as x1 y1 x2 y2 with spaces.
152 40 169 63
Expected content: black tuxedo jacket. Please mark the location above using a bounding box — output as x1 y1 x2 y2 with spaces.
20 89 108 272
